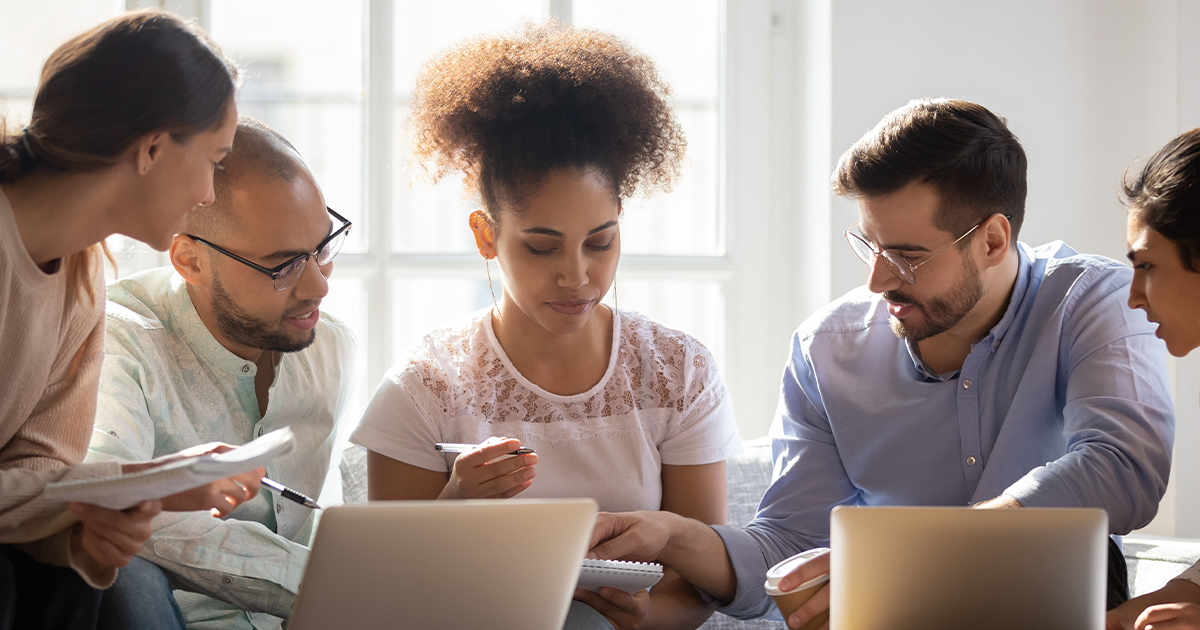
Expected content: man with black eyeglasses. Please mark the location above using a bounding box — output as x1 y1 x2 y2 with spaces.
586 99 1175 629
84 117 357 630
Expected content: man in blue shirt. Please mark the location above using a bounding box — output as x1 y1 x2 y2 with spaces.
587 98 1174 627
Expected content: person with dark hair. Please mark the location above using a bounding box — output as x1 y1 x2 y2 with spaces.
587 98 1174 629
87 116 357 630
350 22 741 630
0 9 266 630
1106 128 1200 630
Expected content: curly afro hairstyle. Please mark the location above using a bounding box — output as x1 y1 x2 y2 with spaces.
408 21 686 221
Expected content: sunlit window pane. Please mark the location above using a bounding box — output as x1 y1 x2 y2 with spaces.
0 0 124 126
574 0 721 256
323 275 369 420
209 0 366 253
391 276 500 359
601 279 726 371
391 0 548 254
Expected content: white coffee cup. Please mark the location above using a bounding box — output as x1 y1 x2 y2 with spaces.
763 548 830 629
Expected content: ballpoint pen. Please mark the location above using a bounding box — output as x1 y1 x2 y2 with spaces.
434 443 536 455
261 477 321 509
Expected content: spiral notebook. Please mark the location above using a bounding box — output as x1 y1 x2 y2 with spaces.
577 558 664 592
45 427 294 510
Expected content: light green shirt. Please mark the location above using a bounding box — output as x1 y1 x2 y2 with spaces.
86 268 357 630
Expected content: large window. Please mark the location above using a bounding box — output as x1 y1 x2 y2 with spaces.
205 0 730 428
2 0 768 505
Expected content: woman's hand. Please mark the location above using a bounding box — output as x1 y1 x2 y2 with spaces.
1134 603 1200 629
120 442 264 516
69 500 161 568
439 437 537 499
574 587 651 630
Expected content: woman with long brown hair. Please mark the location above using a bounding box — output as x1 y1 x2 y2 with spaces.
0 10 263 629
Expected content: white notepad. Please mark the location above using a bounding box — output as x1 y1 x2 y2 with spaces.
576 559 664 593
45 427 295 510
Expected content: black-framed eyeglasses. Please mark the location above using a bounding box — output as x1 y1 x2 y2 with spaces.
844 213 1013 286
187 207 352 292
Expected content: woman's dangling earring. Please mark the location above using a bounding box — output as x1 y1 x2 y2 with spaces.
612 275 618 311
486 257 501 320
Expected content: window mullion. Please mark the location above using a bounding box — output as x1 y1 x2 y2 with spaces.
365 0 395 391
549 0 572 23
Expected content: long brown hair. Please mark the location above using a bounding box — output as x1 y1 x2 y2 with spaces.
0 9 238 303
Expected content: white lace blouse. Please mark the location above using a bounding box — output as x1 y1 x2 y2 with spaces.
350 308 742 513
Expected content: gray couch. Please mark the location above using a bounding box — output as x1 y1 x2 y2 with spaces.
339 438 1200 628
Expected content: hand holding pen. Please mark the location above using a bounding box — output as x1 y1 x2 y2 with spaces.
261 477 321 509
435 437 538 500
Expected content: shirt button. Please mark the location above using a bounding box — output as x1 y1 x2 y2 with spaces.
242 365 250 374
963 379 972 389
222 576 233 585
108 430 118 438
258 427 264 437
967 456 977 466
276 503 283 513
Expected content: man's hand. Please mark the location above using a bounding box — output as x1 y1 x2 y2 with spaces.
440 437 537 500
69 500 161 568
972 494 1023 509
119 442 264 516
159 467 264 516
574 587 650 630
777 549 831 630
1132 603 1200 629
588 511 674 563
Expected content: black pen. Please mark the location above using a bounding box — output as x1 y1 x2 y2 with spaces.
434 443 536 455
261 477 321 509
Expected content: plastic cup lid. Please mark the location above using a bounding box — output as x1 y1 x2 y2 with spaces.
763 548 831 596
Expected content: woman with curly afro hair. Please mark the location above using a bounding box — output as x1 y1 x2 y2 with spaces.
351 21 742 630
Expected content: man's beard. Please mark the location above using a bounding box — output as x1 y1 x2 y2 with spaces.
211 277 318 353
885 256 984 342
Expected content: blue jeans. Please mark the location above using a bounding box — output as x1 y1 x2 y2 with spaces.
562 600 612 630
97 556 185 630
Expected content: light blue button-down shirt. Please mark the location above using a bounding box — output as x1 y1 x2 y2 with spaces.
709 241 1174 620
86 268 357 630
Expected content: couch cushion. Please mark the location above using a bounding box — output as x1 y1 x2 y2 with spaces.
1124 535 1200 597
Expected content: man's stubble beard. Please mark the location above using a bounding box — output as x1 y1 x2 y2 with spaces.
210 277 317 353
886 254 984 342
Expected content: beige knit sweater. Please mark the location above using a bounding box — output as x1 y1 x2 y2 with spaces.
0 190 122 588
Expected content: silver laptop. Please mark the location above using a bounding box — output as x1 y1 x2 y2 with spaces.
830 506 1108 630
290 498 597 630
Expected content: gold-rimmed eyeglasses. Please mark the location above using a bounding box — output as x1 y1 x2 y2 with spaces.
844 213 1012 285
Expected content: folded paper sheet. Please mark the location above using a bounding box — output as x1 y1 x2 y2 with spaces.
45 427 295 510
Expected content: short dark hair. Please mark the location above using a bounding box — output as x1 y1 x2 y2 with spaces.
187 116 305 242
833 98 1027 244
407 21 686 221
1122 127 1200 272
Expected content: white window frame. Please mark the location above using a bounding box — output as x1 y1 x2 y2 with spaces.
126 0 822 443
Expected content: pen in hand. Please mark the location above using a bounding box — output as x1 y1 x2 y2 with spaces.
261 477 321 510
434 443 536 455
